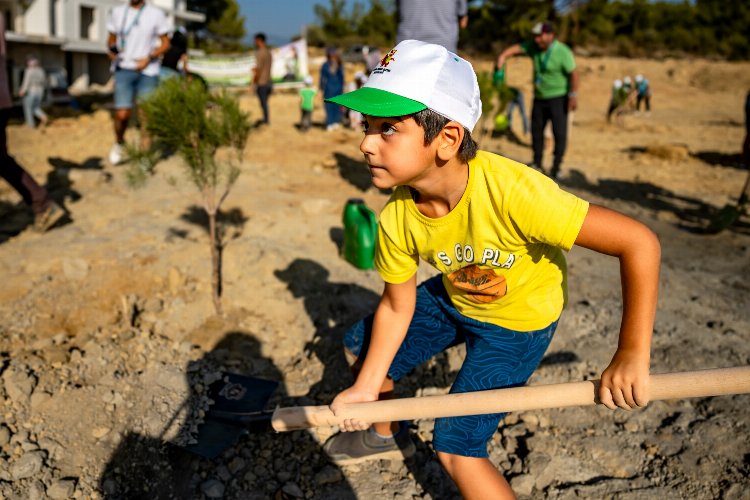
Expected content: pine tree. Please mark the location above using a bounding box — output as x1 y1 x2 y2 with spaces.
126 78 251 316
206 0 247 53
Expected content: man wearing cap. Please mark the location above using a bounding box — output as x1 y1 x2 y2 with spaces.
497 22 578 179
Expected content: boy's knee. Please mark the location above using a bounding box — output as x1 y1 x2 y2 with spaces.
436 451 462 476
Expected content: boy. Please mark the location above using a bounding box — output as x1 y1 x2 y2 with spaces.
324 40 660 499
299 75 317 132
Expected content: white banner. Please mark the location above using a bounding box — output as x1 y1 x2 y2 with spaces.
189 39 309 88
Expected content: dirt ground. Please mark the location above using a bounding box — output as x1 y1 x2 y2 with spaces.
0 54 749 499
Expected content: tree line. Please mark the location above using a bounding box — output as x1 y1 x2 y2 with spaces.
186 0 749 61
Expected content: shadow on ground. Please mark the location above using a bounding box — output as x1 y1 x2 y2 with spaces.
561 169 750 235
99 330 357 499
275 257 468 498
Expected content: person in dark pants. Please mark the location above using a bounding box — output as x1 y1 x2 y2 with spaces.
320 47 344 131
252 33 272 125
0 16 64 232
497 22 578 179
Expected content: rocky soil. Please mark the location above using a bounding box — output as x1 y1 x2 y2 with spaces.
0 54 749 499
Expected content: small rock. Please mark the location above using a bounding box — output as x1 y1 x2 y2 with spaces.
62 257 90 280
314 465 343 485
10 451 45 480
92 427 110 439
101 478 118 496
2 369 37 403
228 457 246 475
216 465 232 482
510 473 535 496
0 425 10 446
282 482 304 498
201 479 225 499
47 479 76 499
28 479 45 500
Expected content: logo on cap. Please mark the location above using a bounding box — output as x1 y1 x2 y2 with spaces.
373 49 397 75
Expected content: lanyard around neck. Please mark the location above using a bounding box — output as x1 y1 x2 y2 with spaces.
119 5 145 49
538 40 557 74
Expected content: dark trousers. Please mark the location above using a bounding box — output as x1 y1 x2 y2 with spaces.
636 94 651 112
1 110 49 214
256 84 272 124
300 109 312 131
324 101 341 127
531 95 569 175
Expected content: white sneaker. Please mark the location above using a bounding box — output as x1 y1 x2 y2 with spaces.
109 143 124 165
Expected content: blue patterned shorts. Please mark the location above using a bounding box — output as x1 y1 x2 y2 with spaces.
343 275 557 457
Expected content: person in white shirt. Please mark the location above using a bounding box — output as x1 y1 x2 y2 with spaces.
106 0 170 165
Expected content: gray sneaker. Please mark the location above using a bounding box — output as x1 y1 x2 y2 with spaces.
323 425 416 465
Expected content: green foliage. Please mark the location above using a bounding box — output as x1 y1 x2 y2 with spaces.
189 0 247 53
129 77 251 316
305 0 749 60
477 71 496 115
311 0 396 47
135 77 249 194
356 0 396 47
124 144 162 189
314 0 355 41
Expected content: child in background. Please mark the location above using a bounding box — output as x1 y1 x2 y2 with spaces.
322 40 660 499
346 71 368 130
635 74 652 114
19 56 48 128
299 75 317 132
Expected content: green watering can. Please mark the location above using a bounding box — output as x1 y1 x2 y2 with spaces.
342 198 378 270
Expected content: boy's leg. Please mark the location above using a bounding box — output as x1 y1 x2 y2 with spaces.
325 276 463 464
432 320 557 498
438 455 515 499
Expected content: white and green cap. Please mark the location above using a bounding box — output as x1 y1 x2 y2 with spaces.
326 39 482 132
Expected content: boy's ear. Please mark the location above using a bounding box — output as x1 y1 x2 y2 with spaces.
436 121 464 162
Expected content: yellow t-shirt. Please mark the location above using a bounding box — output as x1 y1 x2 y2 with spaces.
375 150 589 331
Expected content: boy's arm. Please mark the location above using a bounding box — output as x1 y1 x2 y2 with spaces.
330 274 417 431
574 204 661 410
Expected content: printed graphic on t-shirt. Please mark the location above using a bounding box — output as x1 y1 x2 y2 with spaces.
430 242 516 270
447 263 507 303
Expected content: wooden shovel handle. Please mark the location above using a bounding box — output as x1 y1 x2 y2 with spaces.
271 366 750 432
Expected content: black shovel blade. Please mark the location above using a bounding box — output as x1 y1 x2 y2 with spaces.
182 373 279 459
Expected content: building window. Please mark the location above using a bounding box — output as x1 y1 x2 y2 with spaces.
50 0 57 36
80 6 95 40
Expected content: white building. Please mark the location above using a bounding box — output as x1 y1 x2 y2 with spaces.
1 0 204 97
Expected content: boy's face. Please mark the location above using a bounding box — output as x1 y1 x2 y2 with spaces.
359 115 437 190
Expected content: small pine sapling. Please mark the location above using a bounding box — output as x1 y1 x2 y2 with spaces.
126 77 251 315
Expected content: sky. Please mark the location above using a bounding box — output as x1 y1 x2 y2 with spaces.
238 1 327 46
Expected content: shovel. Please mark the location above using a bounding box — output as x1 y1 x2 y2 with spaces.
182 366 750 458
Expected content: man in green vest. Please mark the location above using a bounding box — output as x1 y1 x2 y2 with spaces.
497 22 579 179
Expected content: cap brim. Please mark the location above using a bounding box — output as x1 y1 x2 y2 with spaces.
326 87 427 117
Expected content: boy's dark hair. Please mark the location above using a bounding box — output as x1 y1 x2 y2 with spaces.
254 33 266 42
411 109 478 162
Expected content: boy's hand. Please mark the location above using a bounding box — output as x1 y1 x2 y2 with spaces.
330 385 379 432
599 348 650 410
